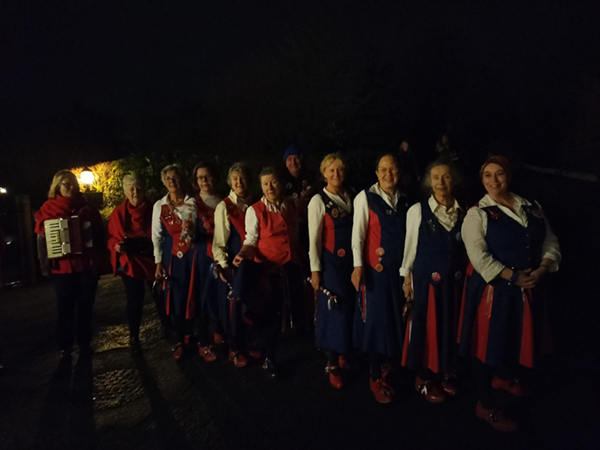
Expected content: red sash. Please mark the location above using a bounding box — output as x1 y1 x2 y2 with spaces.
195 196 215 259
223 197 246 242
159 204 192 259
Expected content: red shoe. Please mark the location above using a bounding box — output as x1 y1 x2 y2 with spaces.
370 378 394 403
441 373 458 396
338 355 358 372
199 346 217 362
173 342 185 361
325 364 343 389
381 363 392 381
475 401 518 432
491 376 530 397
229 351 248 368
214 333 224 345
415 376 447 403
248 349 262 360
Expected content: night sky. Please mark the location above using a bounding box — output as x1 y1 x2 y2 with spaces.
2 1 599 196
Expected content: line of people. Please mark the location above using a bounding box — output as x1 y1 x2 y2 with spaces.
34 149 560 433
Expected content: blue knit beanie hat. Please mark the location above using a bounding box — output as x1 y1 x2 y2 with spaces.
283 143 303 162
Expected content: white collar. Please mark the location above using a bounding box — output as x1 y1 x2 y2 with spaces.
428 195 461 213
478 193 530 209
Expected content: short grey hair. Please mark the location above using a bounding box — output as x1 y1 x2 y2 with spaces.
160 164 183 182
122 173 146 191
227 162 251 187
421 159 463 196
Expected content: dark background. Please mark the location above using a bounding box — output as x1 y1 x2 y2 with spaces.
1 1 599 201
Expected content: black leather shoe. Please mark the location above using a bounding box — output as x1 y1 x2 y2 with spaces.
262 358 278 378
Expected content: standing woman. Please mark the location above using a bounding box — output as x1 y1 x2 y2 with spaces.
233 167 301 377
351 154 409 403
308 154 354 389
35 170 106 360
152 164 197 360
458 155 560 432
213 162 252 367
108 174 155 353
400 161 465 402
191 161 222 361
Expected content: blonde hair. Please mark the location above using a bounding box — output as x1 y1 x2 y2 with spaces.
122 173 146 191
48 170 79 199
160 164 183 183
320 153 345 175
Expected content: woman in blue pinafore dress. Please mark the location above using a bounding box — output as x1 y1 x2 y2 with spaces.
458 155 561 432
308 154 354 389
191 161 222 362
400 161 466 403
351 154 410 403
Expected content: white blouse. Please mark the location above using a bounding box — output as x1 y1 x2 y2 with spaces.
400 196 462 277
307 188 352 272
461 193 561 283
351 183 400 268
151 194 197 264
212 190 249 269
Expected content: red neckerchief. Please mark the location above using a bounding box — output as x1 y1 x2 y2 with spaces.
34 194 87 234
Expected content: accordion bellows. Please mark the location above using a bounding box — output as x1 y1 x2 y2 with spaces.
44 216 93 258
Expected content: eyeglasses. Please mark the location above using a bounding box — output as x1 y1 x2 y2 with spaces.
197 175 214 182
165 176 180 182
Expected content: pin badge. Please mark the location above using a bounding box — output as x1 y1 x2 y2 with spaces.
337 249 346 257
177 251 184 259
375 247 385 256
455 271 462 280
332 208 339 218
431 272 441 282
375 264 384 272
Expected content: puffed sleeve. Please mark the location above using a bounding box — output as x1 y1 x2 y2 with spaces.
243 205 260 247
461 206 506 283
152 201 165 264
212 200 231 268
308 194 326 272
400 203 422 277
537 201 561 271
351 190 369 267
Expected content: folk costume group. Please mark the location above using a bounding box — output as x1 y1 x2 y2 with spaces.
34 147 560 433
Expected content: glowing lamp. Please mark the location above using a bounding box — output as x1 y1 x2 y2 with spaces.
0 187 7 194
80 167 95 185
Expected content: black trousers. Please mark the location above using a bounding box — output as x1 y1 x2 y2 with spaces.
122 275 146 339
52 273 98 351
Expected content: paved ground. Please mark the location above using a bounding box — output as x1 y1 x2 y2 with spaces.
1 174 599 450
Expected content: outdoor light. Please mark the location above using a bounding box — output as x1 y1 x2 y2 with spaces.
80 167 95 185
0 187 7 194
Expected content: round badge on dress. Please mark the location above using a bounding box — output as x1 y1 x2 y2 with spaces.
455 271 462 280
375 247 385 256
431 272 441 282
337 248 346 257
332 208 339 218
375 264 384 272
286 182 292 190
177 251 184 259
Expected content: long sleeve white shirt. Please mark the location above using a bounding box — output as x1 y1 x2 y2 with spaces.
212 190 249 269
243 196 295 247
400 196 462 277
151 194 197 263
461 193 561 283
351 183 400 268
308 188 352 272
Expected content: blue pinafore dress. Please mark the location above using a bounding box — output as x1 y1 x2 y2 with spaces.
402 201 465 373
314 191 355 354
458 200 550 368
353 190 408 357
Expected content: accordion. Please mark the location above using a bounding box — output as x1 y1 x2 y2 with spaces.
44 216 93 259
